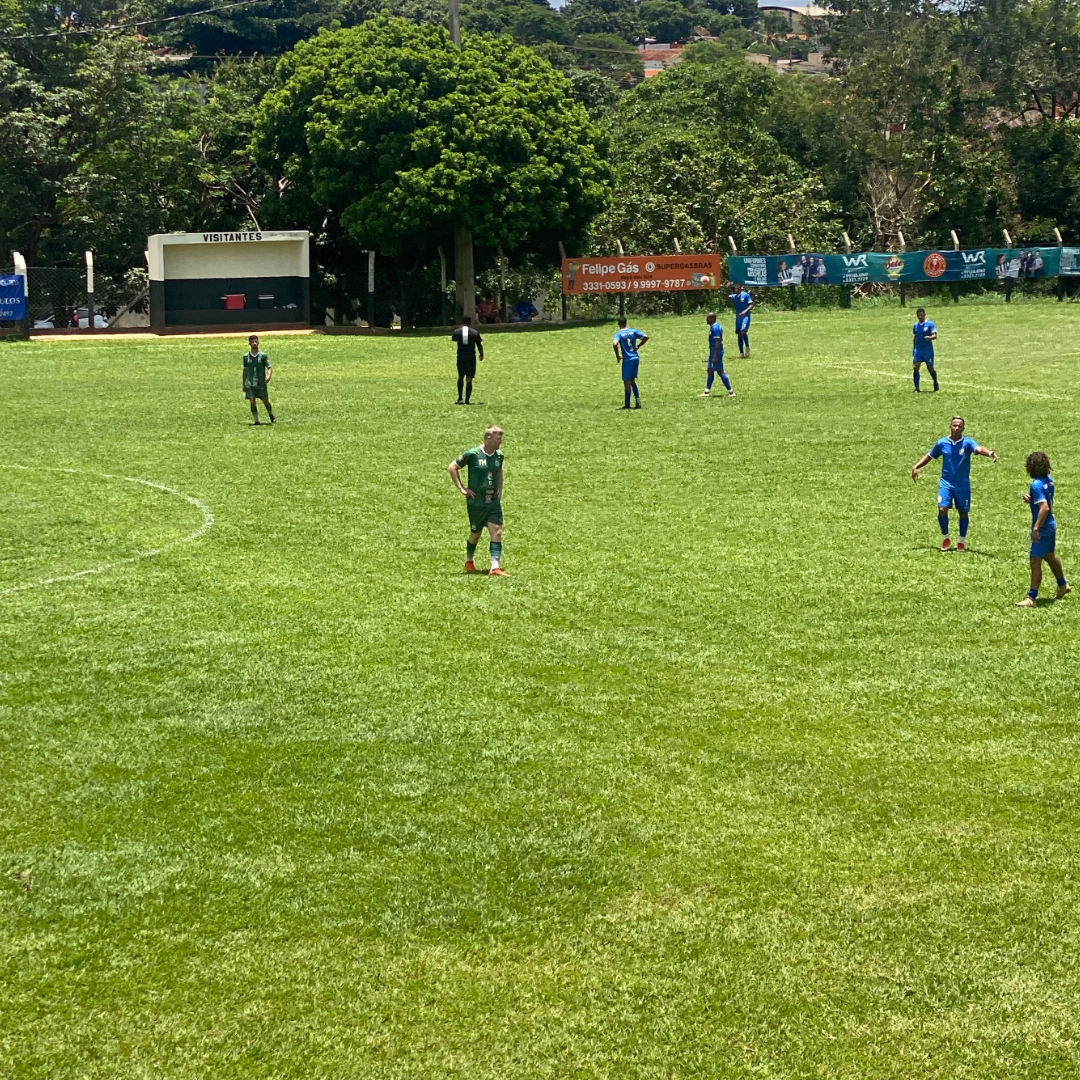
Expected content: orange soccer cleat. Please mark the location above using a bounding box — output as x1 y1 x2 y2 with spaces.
464 561 479 574
489 567 510 577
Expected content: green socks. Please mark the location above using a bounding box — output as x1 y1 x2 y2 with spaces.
489 541 502 569
466 541 477 561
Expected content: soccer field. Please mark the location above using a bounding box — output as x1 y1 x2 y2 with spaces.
3 300 1080 1078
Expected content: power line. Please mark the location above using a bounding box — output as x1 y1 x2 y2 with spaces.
1 0 263 41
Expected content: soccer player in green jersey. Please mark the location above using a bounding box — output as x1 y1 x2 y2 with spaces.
448 425 508 576
242 334 275 425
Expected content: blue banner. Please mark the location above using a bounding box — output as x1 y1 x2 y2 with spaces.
0 275 26 320
728 248 1062 286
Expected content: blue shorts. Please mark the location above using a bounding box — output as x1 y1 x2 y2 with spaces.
708 352 725 373
938 481 970 512
736 315 751 334
913 349 935 366
621 357 639 381
1031 529 1057 559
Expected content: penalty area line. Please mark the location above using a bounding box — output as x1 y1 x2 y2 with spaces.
821 363 1069 401
0 465 214 596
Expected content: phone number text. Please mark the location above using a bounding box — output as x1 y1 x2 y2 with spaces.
577 277 706 292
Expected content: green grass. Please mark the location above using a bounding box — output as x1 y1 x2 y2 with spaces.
3 298 1080 1079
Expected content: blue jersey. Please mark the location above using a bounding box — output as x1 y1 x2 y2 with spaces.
1030 476 1056 530
929 436 979 486
613 327 646 362
913 320 936 355
730 291 752 318
708 321 723 360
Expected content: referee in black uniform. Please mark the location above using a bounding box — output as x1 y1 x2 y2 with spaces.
452 316 484 405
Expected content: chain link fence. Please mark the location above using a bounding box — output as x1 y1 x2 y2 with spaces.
23 266 149 329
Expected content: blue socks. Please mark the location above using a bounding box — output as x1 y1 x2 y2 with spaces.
738 333 748 354
632 383 639 403
624 389 631 407
938 513 949 536
959 516 969 538
914 368 921 390
706 370 715 391
720 372 732 392
1058 577 1067 587
1029 588 1039 599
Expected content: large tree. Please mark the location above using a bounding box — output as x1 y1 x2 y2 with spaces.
593 57 838 259
252 14 610 319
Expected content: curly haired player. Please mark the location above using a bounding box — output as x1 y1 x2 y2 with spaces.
1016 451 1070 607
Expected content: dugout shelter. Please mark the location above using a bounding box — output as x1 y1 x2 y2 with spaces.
148 231 310 333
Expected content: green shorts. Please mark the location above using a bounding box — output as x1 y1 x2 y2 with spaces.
246 387 270 402
468 500 502 533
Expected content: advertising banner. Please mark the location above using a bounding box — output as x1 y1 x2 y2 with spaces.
0 275 26 320
562 254 722 294
1060 247 1080 276
728 247 1062 287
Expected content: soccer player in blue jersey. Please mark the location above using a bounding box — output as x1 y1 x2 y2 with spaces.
699 312 735 398
612 317 648 409
911 416 997 551
728 287 753 356
912 307 939 392
1016 451 1070 606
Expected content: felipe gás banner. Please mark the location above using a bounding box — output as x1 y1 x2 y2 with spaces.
562 254 722 294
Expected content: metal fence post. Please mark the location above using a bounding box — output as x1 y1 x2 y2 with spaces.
367 249 376 327
438 246 448 325
787 233 797 310
12 251 29 338
1055 227 1065 301
1002 229 1013 303
950 230 961 303
616 239 625 319
85 250 95 331
897 231 906 307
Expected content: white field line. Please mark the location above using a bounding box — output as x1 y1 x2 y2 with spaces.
0 465 213 596
822 362 1070 401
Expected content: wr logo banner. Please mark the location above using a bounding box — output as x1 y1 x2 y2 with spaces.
842 254 868 268
961 250 986 264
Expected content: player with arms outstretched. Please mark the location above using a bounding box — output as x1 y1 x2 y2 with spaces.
242 334 275 425
448 425 508 577
911 416 996 551
728 287 753 357
912 308 939 392
612 317 648 409
1016 451 1070 606
699 312 734 398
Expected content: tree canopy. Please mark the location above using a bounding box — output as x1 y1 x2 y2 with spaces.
253 15 610 264
594 58 839 254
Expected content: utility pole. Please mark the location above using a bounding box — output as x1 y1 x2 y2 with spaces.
449 0 460 46
448 0 474 320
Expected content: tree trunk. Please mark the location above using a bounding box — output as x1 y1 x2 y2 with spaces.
454 227 475 322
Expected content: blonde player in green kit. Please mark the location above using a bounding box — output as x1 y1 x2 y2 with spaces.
448 425 508 576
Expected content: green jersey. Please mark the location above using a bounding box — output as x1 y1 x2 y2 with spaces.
456 445 503 505
243 350 270 392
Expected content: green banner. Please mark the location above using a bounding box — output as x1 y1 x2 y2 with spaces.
728 247 1061 286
